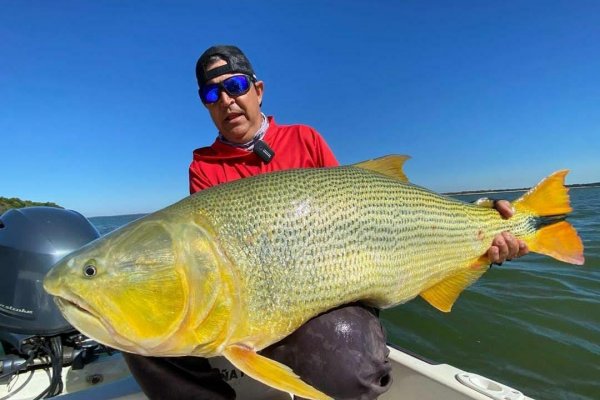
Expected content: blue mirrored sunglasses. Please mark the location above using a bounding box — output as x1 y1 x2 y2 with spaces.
200 75 254 104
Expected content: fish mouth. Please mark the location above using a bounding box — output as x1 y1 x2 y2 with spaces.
54 296 146 353
54 296 119 347
54 296 105 330
56 297 95 318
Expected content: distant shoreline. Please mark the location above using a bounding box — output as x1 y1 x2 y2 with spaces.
444 183 600 196
3 183 598 216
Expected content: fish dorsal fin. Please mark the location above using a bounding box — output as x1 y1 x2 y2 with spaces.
353 155 411 182
223 345 332 400
420 256 489 312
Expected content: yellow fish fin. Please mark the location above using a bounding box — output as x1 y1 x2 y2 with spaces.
513 170 572 216
512 170 584 265
526 221 585 265
420 256 489 312
353 155 411 182
223 344 332 400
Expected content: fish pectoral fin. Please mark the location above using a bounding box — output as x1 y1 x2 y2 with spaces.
223 344 332 400
420 260 488 312
353 155 411 182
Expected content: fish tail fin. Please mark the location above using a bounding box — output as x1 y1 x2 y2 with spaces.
513 170 584 265
513 170 572 216
420 170 585 313
526 221 584 265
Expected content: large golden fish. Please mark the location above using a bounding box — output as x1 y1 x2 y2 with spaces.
44 156 584 400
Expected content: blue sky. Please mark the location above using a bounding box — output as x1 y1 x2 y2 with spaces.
2 1 599 217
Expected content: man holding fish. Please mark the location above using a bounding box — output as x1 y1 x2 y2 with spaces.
120 45 528 399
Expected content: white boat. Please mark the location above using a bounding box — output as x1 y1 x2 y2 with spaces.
1 344 532 400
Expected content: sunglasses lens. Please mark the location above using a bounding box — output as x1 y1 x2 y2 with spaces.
201 85 220 104
223 75 251 96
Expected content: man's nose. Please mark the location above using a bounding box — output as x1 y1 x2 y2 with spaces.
218 89 234 106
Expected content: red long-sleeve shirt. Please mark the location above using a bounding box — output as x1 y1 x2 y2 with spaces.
189 116 339 194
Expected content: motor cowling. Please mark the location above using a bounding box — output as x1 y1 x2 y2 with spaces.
0 207 100 350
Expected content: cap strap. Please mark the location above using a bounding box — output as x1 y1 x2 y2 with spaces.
203 64 234 83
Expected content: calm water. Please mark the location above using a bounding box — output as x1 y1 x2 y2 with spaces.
89 187 600 400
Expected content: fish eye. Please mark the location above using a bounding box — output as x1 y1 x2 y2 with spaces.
83 264 97 278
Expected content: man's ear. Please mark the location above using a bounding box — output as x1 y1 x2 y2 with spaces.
254 80 264 106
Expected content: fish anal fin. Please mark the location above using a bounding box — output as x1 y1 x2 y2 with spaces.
420 264 488 312
526 221 585 265
353 155 411 182
470 255 491 270
223 344 332 400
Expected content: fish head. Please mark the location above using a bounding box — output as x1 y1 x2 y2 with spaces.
44 215 229 356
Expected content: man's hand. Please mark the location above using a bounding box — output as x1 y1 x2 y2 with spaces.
487 200 529 264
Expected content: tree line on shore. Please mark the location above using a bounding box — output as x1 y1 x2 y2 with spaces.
0 197 62 214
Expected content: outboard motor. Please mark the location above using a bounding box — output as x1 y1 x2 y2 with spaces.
0 207 101 398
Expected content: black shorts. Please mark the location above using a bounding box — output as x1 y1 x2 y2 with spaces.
123 303 392 400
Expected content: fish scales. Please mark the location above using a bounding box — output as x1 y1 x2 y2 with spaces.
162 165 532 344
44 157 584 400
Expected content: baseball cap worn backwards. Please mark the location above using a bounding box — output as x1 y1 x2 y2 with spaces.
196 45 257 88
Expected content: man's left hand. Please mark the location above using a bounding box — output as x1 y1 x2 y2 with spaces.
487 200 529 264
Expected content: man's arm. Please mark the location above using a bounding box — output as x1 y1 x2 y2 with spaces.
309 128 339 167
189 164 213 194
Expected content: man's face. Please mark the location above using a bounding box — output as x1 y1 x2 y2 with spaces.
202 59 264 144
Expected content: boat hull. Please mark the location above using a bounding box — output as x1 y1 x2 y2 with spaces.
1 345 532 400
